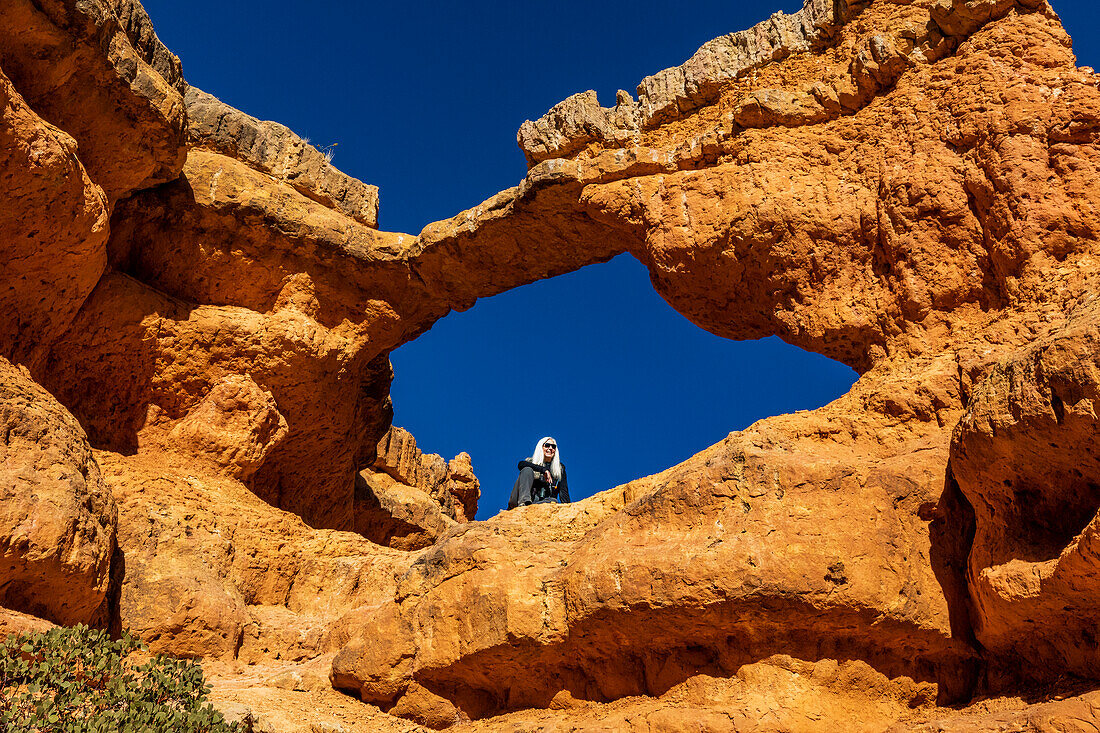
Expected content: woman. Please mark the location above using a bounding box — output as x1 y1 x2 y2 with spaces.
508 436 570 508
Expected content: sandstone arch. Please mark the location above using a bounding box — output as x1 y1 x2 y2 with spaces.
4 0 1100 729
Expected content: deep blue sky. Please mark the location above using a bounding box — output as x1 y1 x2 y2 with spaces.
144 0 1098 519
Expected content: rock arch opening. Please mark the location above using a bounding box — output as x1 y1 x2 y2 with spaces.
389 253 859 519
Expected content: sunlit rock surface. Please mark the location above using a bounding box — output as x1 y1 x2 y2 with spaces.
0 357 116 626
2 0 1100 729
356 427 481 551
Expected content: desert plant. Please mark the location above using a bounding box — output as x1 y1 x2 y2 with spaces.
0 625 244 732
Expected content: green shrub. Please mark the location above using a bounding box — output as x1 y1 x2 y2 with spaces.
0 624 244 732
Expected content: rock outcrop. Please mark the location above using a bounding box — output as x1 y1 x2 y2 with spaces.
465 656 939 732
890 690 1100 732
518 0 878 163
356 429 480 550
329 0 1100 723
0 357 116 626
104 449 408 662
0 0 186 204
951 295 1100 685
330 350 980 721
0 64 110 372
160 374 288 481
3 0 1100 729
184 86 380 228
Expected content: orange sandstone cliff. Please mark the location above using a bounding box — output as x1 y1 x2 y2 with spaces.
3 0 1100 730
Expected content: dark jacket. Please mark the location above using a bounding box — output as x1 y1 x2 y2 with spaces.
517 460 570 503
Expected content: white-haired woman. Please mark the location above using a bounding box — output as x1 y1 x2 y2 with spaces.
508 436 571 508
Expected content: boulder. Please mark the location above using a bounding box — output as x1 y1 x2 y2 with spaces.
0 357 116 625
355 470 456 551
162 374 288 481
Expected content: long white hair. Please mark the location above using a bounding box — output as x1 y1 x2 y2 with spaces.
530 436 562 481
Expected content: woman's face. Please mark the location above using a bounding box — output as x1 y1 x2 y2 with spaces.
542 441 557 463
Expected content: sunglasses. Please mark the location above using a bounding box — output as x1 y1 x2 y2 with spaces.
544 444 557 450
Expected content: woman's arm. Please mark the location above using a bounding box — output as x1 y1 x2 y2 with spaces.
558 468 570 503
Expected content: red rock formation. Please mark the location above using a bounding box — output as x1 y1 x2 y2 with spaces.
327 0 1100 724
952 296 1100 685
160 374 288 481
3 0 1100 729
465 657 939 732
37 148 404 530
890 690 1100 732
369 427 480 520
104 449 407 661
0 357 116 626
0 0 186 204
0 608 54 638
0 67 109 371
330 353 981 721
185 86 379 228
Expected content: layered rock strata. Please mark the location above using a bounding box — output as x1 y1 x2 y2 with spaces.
0 0 186 203
184 86 380 228
2 0 1100 730
518 0 877 162
371 427 479 522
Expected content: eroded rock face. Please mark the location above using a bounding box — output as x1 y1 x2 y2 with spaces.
354 470 457 552
185 86 380 228
465 656 938 733
3 0 1100 729
103 450 407 661
161 374 288 481
889 690 1100 732
0 66 109 371
0 0 186 203
586 4 1096 371
0 358 116 626
0 0 401 533
951 295 1100 683
37 147 410 530
330 352 980 719
326 0 1100 724
353 427 480 551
